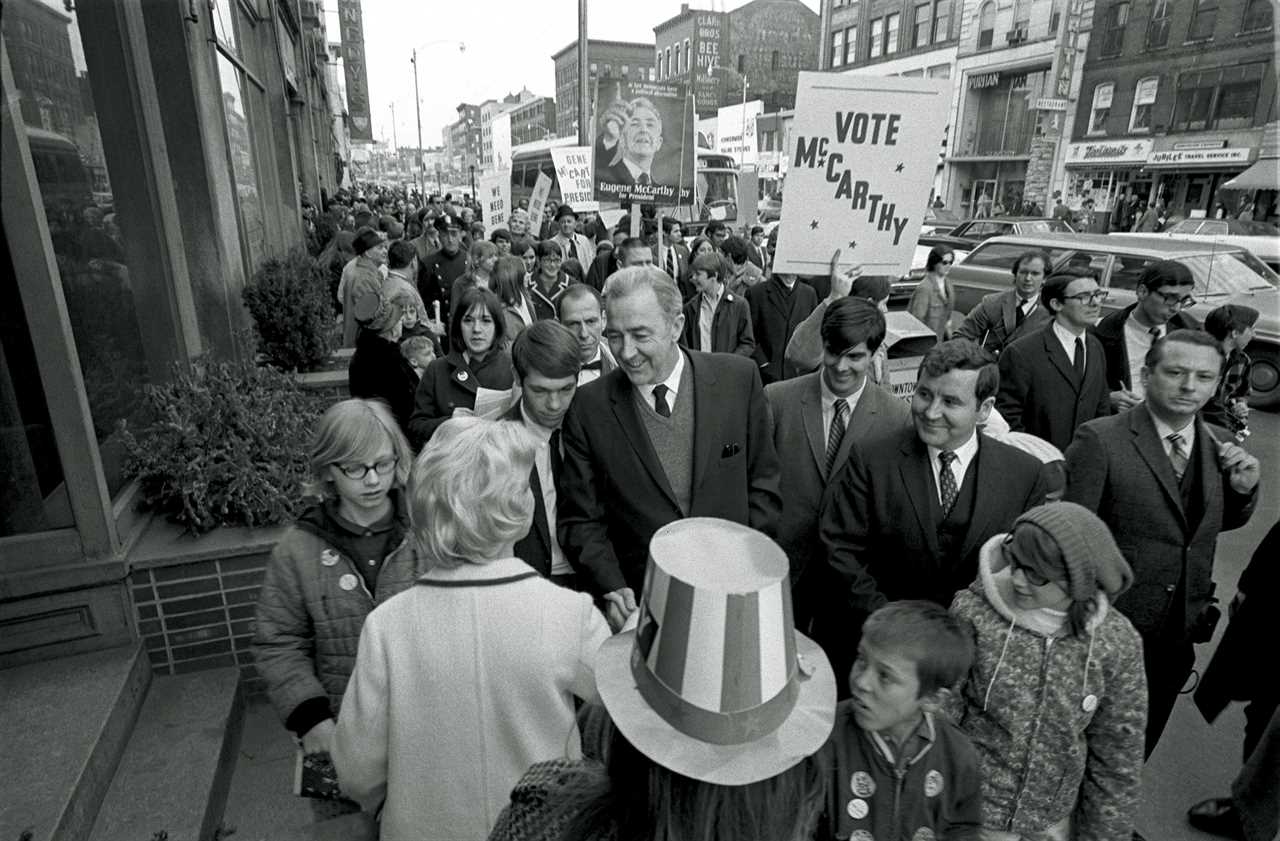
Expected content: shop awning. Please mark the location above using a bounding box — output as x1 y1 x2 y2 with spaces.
1220 157 1279 191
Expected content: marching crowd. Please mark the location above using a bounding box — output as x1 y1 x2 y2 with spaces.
251 184 1275 841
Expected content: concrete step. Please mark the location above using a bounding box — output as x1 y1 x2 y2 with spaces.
0 644 151 841
87 667 244 841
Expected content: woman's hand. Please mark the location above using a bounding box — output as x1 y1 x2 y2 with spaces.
301 718 336 756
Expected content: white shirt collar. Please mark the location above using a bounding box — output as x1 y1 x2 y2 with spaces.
1051 319 1086 362
820 368 867 415
638 347 685 410
1150 411 1196 455
623 158 652 180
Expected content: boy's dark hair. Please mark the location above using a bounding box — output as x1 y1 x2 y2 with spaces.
821 297 887 355
387 239 417 270
1145 328 1224 368
1204 304 1260 341
1012 249 1051 277
861 601 976 696
691 251 724 281
721 235 749 265
512 320 581 380
1039 268 1094 311
1138 259 1194 292
850 274 891 303
705 220 727 236
917 339 1000 403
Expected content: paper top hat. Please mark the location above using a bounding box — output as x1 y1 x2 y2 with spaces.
595 517 835 786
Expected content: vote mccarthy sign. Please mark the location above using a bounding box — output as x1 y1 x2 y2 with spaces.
772 73 952 277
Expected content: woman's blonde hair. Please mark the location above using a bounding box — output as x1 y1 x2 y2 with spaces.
409 417 538 569
304 398 412 498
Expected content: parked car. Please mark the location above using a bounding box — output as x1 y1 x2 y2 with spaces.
758 198 783 224
947 233 1280 407
946 216 1075 246
921 208 965 236
1125 218 1280 274
889 233 974 308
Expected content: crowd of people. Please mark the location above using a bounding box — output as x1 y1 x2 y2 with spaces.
248 182 1275 841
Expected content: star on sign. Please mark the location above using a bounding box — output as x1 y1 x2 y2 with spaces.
895 162 905 172
848 240 857 249
809 219 820 230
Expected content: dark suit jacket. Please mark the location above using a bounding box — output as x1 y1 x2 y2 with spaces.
347 330 418 433
765 373 910 584
1064 404 1257 641
558 350 782 595
1092 303 1200 391
954 288 1051 355
680 291 755 356
406 349 515 449
585 251 618 292
747 277 819 384
747 241 768 271
654 241 692 286
820 426 1050 617
996 322 1111 452
503 403 557 577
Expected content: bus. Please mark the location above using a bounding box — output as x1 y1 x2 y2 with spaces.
25 126 94 217
510 140 739 235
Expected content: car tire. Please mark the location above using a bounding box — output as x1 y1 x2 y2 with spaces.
1248 347 1280 410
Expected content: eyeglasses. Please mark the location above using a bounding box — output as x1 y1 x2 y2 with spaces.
1064 289 1109 305
1001 534 1052 587
333 458 398 480
1150 289 1196 309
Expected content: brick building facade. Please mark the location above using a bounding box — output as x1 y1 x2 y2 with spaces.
552 39 656 139
725 0 820 113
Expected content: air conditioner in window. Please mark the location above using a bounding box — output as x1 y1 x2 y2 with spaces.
1006 28 1028 44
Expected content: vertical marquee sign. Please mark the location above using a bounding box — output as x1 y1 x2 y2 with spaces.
336 0 373 142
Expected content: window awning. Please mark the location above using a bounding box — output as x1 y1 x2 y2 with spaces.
1220 157 1279 191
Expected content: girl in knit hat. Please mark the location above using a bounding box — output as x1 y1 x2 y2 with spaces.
950 501 1147 841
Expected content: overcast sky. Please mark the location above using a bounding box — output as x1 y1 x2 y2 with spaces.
345 0 819 149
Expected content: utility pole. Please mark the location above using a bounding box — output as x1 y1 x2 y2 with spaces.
577 0 589 148
390 102 398 151
411 49 424 199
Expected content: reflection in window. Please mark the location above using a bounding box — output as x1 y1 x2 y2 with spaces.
216 53 266 270
2 2 150 496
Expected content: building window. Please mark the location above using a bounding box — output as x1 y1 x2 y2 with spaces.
1129 76 1158 131
928 63 951 78
1214 79 1261 130
1049 0 1061 34
914 3 932 47
771 50 780 70
737 54 746 73
590 62 598 74
844 25 858 63
1188 0 1217 40
1242 0 1273 31
1146 0 1172 47
1088 82 1113 134
1171 64 1264 130
1100 1 1129 56
977 2 995 49
831 29 846 67
886 14 901 54
1010 0 1030 39
869 17 884 56
933 0 952 41
622 64 629 77
685 39 691 74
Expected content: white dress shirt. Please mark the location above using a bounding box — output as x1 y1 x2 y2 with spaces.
1150 412 1197 467
699 284 724 351
820 373 867 449
637 349 685 414
927 430 980 505
1052 319 1087 367
1123 317 1163 397
520 404 571 576
577 345 606 387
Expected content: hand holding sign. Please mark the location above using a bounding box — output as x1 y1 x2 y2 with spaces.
827 249 864 303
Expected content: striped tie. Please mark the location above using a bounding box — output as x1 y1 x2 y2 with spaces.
1167 432 1188 481
825 399 849 478
938 450 959 516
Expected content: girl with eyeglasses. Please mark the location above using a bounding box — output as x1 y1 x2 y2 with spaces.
252 398 421 815
909 245 957 341
949 502 1147 841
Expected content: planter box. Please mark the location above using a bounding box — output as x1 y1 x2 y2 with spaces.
127 515 286 696
292 347 351 398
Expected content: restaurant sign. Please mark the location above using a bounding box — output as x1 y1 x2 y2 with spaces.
1065 139 1150 166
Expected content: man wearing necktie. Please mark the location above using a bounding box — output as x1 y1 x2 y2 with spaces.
1065 329 1259 756
955 249 1052 356
1093 259 1199 412
558 267 781 630
765 298 909 683
995 270 1112 451
506 322 583 589
557 284 615 387
598 97 666 194
819 339 1051 689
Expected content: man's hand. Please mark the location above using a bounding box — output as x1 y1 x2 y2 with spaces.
1217 440 1261 494
603 587 637 632
601 100 629 148
1110 388 1142 411
827 249 863 303
301 718 336 756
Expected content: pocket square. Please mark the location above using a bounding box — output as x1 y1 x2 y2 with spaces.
721 443 742 458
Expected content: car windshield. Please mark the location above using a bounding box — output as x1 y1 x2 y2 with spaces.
1024 219 1073 233
1182 250 1279 295
695 171 738 221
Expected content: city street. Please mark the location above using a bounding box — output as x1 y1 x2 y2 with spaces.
1139 408 1279 841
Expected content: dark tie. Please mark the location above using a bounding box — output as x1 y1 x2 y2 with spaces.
1015 302 1028 327
652 384 672 418
825 399 849 478
638 173 651 186
1073 337 1086 379
549 428 564 490
1149 325 1163 340
938 450 959 516
581 359 603 371
1167 432 1188 481
666 247 676 277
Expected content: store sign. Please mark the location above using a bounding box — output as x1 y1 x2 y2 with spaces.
970 72 1001 89
1035 98 1068 111
1147 147 1251 166
1066 139 1150 165
336 0 373 143
1172 139 1228 151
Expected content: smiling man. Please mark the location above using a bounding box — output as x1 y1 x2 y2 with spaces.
819 339 1050 672
955 249 1053 356
599 97 665 189
558 266 781 629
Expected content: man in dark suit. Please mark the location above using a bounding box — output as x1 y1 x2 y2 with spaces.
585 225 628 291
1092 259 1198 412
557 284 616 388
996 270 1111 451
954 248 1053 355
765 298 909 643
595 97 672 189
654 218 692 289
680 251 754 356
747 270 819 384
505 321 582 587
1065 329 1260 756
819 339 1050 671
747 225 769 272
559 266 781 629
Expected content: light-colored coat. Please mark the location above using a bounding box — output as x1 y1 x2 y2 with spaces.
907 273 954 340
332 557 609 841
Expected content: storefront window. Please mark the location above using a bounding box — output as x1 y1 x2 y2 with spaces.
960 68 1050 156
2 1 152 496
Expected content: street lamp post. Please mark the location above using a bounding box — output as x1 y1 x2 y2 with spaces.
709 65 750 167
469 164 476 199
410 40 465 199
